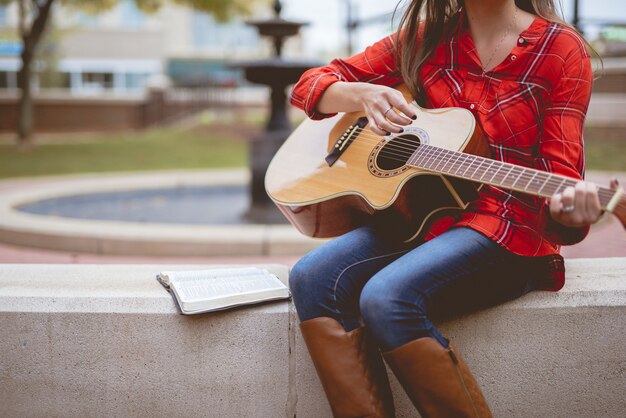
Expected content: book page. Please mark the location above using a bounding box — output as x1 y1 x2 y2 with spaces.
176 275 284 302
161 267 268 283
161 268 286 302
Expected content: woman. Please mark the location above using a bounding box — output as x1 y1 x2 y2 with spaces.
288 1 614 417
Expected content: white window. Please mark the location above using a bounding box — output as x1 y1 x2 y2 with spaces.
121 0 144 30
191 11 258 51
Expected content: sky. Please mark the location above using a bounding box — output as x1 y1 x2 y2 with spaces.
280 0 626 58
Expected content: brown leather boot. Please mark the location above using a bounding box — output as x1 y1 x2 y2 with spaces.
299 317 395 418
383 337 493 418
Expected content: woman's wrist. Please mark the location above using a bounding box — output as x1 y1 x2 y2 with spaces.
317 82 371 114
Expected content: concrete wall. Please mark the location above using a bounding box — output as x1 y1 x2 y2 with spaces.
0 264 295 418
1 260 625 417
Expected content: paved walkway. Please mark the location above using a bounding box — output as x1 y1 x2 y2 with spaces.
0 171 623 266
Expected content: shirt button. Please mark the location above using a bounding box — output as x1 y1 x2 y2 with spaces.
510 55 517 61
469 104 475 109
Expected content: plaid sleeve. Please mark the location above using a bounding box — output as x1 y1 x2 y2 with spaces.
537 36 593 245
289 35 402 120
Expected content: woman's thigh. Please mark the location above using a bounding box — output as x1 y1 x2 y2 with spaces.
359 227 536 349
289 226 412 330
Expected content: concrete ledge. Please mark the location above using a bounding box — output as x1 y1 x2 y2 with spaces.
0 263 296 417
0 170 322 257
1 259 625 417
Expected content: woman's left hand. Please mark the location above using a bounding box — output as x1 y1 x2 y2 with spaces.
549 181 607 227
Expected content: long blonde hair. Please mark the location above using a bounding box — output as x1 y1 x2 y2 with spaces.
394 0 588 102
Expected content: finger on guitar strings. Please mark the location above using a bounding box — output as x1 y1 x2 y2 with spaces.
364 115 391 137
583 182 602 222
549 192 564 212
386 90 418 121
384 106 414 127
610 177 620 190
561 185 577 210
549 190 574 221
572 181 599 223
366 119 391 137
371 111 404 135
374 101 413 135
554 183 585 225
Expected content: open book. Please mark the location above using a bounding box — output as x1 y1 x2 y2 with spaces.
157 267 290 315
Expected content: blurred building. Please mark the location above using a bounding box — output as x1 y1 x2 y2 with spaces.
0 0 278 95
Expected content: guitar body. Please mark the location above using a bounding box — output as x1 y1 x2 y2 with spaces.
265 86 490 241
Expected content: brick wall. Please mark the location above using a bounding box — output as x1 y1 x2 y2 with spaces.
0 88 262 133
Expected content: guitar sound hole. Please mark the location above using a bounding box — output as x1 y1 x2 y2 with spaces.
376 134 421 171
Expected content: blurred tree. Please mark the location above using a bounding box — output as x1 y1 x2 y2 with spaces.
0 0 265 148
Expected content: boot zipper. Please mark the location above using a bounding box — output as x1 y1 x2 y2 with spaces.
449 349 480 418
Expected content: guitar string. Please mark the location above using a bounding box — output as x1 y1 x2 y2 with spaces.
344 130 564 187
328 127 616 201
342 124 603 190
351 140 589 199
351 137 615 202
347 141 616 205
342 127 613 197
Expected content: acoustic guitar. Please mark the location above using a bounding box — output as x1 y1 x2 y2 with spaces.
265 85 625 241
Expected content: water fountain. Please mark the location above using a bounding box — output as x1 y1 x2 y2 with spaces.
2 1 325 258
237 0 322 223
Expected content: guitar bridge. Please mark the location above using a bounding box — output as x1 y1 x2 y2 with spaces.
325 117 369 166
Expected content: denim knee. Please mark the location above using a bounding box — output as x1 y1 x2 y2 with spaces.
359 282 416 342
288 260 307 299
290 255 341 324
289 259 317 313
359 278 444 351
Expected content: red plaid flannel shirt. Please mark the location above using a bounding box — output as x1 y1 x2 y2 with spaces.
290 14 593 290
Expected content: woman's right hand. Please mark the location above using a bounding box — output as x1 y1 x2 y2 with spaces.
355 83 417 136
316 82 417 137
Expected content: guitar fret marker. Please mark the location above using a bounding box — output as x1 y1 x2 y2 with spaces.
536 174 550 196
469 157 483 179
524 172 538 191
489 164 502 184
510 170 524 189
479 161 495 181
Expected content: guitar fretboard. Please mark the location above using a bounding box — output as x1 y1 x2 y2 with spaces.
407 144 616 209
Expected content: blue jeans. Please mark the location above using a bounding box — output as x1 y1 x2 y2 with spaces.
289 226 537 351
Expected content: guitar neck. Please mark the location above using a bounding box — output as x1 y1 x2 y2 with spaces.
407 145 618 210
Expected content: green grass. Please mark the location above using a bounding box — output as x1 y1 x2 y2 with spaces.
585 141 626 171
584 136 626 172
0 124 623 179
0 128 248 179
